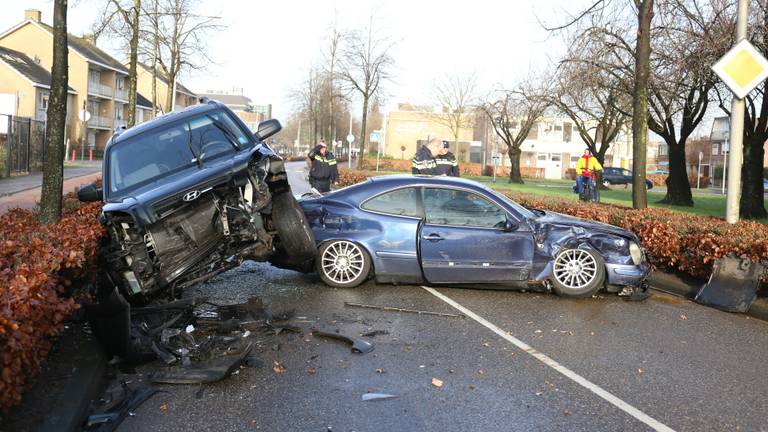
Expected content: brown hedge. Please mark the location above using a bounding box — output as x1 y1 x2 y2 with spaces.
0 193 104 411
337 170 768 281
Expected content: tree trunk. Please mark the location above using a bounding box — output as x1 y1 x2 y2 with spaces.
660 142 694 206
740 134 767 218
165 71 174 113
126 0 140 127
39 0 68 224
631 0 653 209
507 146 523 184
356 97 370 170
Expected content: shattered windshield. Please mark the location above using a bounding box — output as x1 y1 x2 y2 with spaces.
107 109 252 198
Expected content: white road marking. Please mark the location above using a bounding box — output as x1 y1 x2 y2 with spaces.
422 286 676 432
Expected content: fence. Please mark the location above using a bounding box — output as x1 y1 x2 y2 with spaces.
0 114 47 178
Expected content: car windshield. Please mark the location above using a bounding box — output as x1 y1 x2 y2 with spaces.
481 184 535 220
107 109 251 198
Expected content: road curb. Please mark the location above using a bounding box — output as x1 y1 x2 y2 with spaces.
38 328 108 432
648 271 768 322
0 171 101 198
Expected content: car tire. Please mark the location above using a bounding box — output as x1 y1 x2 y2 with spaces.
550 248 605 298
270 192 316 261
316 240 372 288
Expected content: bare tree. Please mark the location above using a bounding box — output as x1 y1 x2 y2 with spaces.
481 87 549 183
93 0 141 127
551 53 630 168
39 0 69 224
323 19 343 143
431 73 478 157
152 0 221 112
631 0 653 209
338 15 395 169
544 0 655 209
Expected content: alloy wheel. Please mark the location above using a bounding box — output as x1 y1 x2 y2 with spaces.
320 241 366 285
553 249 598 290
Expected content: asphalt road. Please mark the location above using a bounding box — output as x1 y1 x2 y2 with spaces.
113 162 768 432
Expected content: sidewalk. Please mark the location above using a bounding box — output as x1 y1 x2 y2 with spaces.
0 160 102 197
0 161 102 213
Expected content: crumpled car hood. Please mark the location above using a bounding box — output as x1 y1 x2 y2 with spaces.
532 211 639 242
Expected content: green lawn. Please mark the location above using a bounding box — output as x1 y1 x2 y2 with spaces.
476 178 748 220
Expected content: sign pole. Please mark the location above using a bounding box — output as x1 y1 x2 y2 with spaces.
722 146 728 195
725 0 749 223
697 151 703 189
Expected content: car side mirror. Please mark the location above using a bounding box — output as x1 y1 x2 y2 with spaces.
255 119 282 141
77 183 102 202
503 219 518 232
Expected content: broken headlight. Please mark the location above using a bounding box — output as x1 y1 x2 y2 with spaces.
629 242 643 265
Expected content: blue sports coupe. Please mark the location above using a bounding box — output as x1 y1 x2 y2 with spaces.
295 175 650 298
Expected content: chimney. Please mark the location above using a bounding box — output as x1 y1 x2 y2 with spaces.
25 9 41 23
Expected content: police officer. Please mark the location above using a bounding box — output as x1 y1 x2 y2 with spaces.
411 138 442 175
435 140 460 177
307 141 339 192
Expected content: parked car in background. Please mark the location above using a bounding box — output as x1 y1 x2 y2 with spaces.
646 169 669 175
602 167 654 189
79 100 316 305
292 175 650 299
763 178 768 191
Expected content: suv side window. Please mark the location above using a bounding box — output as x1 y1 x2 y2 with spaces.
422 188 507 228
362 187 421 217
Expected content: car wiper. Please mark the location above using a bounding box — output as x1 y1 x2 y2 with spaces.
187 122 202 167
206 115 241 151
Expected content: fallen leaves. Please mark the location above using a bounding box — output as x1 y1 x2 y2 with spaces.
272 361 286 374
679 314 688 320
375 368 385 374
159 403 168 413
307 367 317 375
431 378 444 388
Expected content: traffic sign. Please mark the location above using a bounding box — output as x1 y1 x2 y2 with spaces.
370 130 381 143
78 109 91 122
712 39 768 99
346 133 355 143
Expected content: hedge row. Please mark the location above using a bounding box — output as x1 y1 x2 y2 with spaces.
336 170 768 281
0 193 104 411
358 159 546 178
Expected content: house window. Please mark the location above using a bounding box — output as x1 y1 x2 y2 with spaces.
39 93 49 110
117 78 125 90
712 143 719 155
537 153 547 161
550 153 561 162
659 145 668 156
569 155 579 168
554 124 562 131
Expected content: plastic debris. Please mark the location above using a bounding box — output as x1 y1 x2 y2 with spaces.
362 393 398 401
311 329 374 354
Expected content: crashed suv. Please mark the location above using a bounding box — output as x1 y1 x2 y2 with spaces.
79 100 315 304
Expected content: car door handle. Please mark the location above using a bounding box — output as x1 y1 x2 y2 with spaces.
422 233 444 241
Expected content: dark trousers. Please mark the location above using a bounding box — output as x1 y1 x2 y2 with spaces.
310 177 331 193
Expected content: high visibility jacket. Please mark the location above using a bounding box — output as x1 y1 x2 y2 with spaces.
576 155 602 176
435 152 460 177
412 145 437 175
308 146 339 182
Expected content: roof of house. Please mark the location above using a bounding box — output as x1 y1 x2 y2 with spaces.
137 62 197 97
136 92 151 109
37 22 128 74
0 46 76 92
197 93 252 109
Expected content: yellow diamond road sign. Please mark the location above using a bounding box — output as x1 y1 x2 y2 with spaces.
713 39 768 99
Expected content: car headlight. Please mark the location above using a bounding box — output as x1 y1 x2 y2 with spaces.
629 242 643 265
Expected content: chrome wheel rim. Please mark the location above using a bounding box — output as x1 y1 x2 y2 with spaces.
553 249 598 290
321 241 365 284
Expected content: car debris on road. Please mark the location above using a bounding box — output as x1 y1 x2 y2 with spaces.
311 329 375 354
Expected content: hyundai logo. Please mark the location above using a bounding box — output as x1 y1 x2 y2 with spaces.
183 190 201 202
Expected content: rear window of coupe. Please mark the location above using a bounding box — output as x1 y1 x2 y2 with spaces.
361 187 421 217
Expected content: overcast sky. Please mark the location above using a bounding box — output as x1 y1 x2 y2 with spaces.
2 0 598 120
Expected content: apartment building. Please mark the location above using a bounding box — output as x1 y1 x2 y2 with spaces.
197 90 272 131
0 9 152 152
136 62 197 114
383 105 476 162
0 46 76 122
